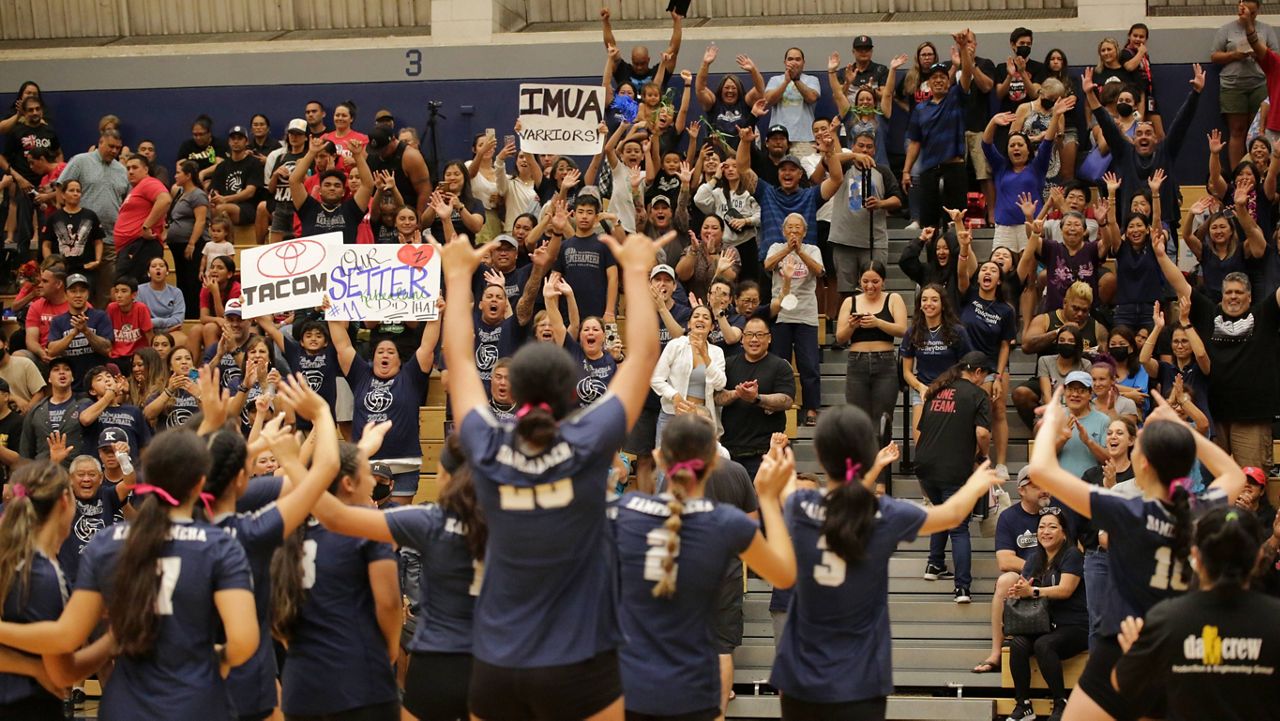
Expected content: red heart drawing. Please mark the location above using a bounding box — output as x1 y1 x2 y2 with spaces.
397 244 435 269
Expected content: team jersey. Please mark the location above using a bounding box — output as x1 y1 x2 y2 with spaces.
280 520 398 716
385 504 478 653
0 551 67 705
282 336 338 427
58 483 126 585
346 354 429 462
1090 486 1227 636
564 336 617 407
77 519 252 721
611 493 758 715
770 490 927 703
459 393 628 668
215 503 286 718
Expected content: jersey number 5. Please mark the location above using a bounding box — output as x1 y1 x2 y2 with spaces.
814 536 847 587
1148 546 1189 592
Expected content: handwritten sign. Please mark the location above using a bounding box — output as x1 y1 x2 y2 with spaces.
325 244 441 322
240 233 343 318
517 83 606 156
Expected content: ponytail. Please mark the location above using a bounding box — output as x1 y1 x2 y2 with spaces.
270 526 307 642
110 430 210 658
514 403 558 450
1195 507 1265 590
508 343 578 449
821 465 879 563
202 429 247 502
1167 481 1194 588
437 435 487 560
652 415 718 599
0 462 69 606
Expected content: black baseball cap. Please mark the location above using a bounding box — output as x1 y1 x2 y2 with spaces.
227 125 248 138
853 35 874 48
368 126 394 150
370 462 393 480
777 154 804 169
767 124 790 138
960 351 992 373
927 62 951 77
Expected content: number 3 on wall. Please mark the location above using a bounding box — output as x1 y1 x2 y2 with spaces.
405 50 423 77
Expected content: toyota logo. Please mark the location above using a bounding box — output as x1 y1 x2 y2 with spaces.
256 239 329 279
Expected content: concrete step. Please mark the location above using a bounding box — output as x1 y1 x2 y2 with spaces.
733 643 1000 677
744 595 992 624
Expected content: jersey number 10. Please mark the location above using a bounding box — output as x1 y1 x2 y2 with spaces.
1147 546 1189 592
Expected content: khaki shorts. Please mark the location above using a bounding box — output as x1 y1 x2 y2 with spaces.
965 131 992 181
1221 83 1268 117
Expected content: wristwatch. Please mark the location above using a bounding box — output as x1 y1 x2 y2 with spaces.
1032 587 1041 599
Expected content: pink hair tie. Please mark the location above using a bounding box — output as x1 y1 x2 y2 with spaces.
515 402 552 419
1169 477 1193 495
668 459 706 477
198 492 217 517
134 484 181 508
844 459 863 485
11 484 26 499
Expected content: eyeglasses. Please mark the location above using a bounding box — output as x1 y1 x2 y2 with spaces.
743 331 771 339
1039 506 1063 516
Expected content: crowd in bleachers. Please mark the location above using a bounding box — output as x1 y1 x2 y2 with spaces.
3 4 1280 721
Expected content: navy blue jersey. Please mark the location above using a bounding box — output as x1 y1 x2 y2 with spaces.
216 505 285 718
565 336 617 407
346 353 429 461
1090 486 1227 636
959 288 1017 370
0 551 67 705
553 235 617 320
612 494 758 715
152 389 200 430
48 309 114 389
460 394 628 668
280 520 398 716
77 519 253 721
474 312 525 392
771 490 927 703
58 483 126 585
283 337 339 429
236 476 283 513
385 504 478 654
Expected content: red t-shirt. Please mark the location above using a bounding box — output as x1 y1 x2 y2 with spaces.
114 176 169 249
322 130 369 167
25 297 71 346
1259 50 1280 132
107 301 153 358
200 281 242 315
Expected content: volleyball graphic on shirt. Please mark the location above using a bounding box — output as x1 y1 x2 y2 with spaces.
364 381 394 414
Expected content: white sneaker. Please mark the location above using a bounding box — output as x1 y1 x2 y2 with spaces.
905 221 921 231
995 464 1010 482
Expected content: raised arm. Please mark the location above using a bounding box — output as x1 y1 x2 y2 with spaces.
290 137 322 210
1025 388 1095 517
1207 129 1228 198
263 378 340 535
440 235 496 422
1234 178 1268 259
601 231 674 427
326 317 356 375
696 44 718 110
1152 227 1192 297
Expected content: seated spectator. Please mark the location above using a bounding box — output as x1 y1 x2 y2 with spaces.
1184 191 1264 303
95 427 139 487
1089 361 1141 426
1235 465 1276 530
1040 183 1099 245
1055 370 1110 477
677 216 740 301
1005 509 1088 721
106 275 152 363
127 346 166 409
1105 325 1152 415
1025 206 1107 313
422 161 484 241
898 226 960 308
206 125 263 232
0 379 21 483
144 345 199 430
22 267 69 365
765 213 824 426
651 304 726 442
41 178 104 278
78 366 150 460
150 329 175 367
1013 324 1092 430
705 278 744 355
46 274 113 390
17 359 84 466
202 298 253 390
137 256 189 352
901 283 970 434
198 255 240 356
1020 280 1107 360
1142 299 1212 427
973 469 1052 674
715 316 795 478
0 332 46 412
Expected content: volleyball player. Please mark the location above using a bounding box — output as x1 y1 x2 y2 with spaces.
438 228 672 721
771 405 1000 721
311 434 484 721
201 373 340 721
0 431 260 721
271 439 402 721
614 414 797 720
1026 388 1246 721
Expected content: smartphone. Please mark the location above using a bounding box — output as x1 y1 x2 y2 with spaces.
504 134 516 147
485 127 496 144
605 322 620 348
188 369 199 382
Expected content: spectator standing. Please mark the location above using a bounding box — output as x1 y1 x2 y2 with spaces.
263 119 309 243
366 127 433 219
289 136 374 245
40 178 104 278
836 261 907 451
174 115 227 172
59 130 128 304
841 35 890 97
1213 0 1280 166
714 316 795 478
321 101 369 168
599 7 683 90
650 305 726 440
1 95 58 254
693 151 762 280
166 160 209 320
737 126 843 262
763 48 821 154
994 28 1048 116
984 101 1067 251
17 359 84 466
902 38 975 230
827 132 902 290
765 214 824 427
901 284 970 434
113 156 171 283
208 125 264 233
696 45 765 145
1122 24 1163 137
552 193 618 322
956 244 1019 478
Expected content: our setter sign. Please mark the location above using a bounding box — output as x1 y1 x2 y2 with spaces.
517 83 606 156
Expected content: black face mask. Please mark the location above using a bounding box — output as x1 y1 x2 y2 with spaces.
1015 45 1032 59
1040 97 1054 110
1109 346 1130 362
1058 342 1078 359
1116 102 1134 117
372 482 392 503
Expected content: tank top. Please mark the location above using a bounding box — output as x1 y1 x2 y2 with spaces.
367 142 417 211
1046 310 1099 355
848 296 897 345
686 363 707 401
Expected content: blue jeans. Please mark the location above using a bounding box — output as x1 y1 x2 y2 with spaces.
920 480 972 587
1112 302 1155 331
1083 549 1110 651
771 322 820 413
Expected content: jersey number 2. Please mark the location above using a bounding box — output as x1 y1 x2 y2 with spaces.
814 537 846 587
1148 546 1189 591
643 528 676 583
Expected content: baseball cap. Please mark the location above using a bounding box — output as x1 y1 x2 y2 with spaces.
927 62 951 77
648 194 672 208
104 362 122 377
98 428 126 449
494 234 519 248
47 357 73 376
1017 465 1033 487
573 186 602 209
227 125 248 138
224 298 243 317
286 118 307 134
777 154 804 169
370 462 393 479
649 264 676 280
767 124 790 138
368 126 393 150
66 273 90 289
1064 370 1093 388
374 109 395 123
1243 466 1268 487
852 35 874 48
959 351 992 373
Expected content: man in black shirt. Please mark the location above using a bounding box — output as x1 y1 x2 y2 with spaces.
600 7 683 90
2 95 59 252
367 126 432 219
304 100 329 138
289 135 373 244
714 316 796 479
843 35 890 95
209 125 264 231
993 27 1048 115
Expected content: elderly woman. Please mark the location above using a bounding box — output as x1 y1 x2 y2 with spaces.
765 213 824 426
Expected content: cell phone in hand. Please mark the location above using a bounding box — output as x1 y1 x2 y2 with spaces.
504 134 516 147
605 322 620 347
485 128 496 143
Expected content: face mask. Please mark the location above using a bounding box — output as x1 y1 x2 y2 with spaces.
1057 342 1078 359
1015 45 1032 59
1116 102 1134 117
372 482 392 503
1040 97 1054 110
1109 346 1130 362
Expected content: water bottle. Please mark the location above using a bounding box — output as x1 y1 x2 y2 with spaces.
116 451 134 476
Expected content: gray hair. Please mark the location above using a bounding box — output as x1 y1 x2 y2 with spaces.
1223 272 1252 293
69 455 103 475
100 129 122 142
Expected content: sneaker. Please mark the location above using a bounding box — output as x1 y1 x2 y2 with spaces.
905 221 921 231
1006 699 1036 721
954 586 972 604
923 563 954 581
1048 697 1067 721
995 464 1010 482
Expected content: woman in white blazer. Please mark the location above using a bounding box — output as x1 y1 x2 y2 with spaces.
650 304 727 442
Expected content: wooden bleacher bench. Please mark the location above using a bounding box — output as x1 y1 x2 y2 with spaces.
995 645 1088 715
